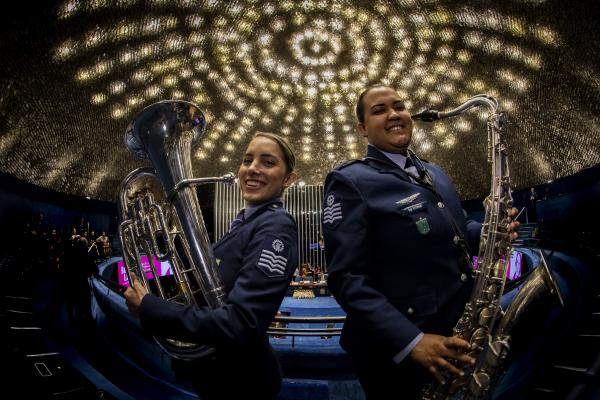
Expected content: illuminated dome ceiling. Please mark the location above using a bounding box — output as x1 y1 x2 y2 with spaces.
0 0 598 201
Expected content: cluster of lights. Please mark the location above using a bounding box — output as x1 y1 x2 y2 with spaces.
50 0 558 193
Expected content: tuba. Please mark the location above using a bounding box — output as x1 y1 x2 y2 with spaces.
413 95 564 399
118 100 235 360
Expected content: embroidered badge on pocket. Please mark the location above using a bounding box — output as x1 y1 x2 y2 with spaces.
416 217 430 235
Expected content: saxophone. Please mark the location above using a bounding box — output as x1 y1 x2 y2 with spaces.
412 95 564 399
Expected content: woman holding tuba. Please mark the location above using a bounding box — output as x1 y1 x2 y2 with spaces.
124 131 299 400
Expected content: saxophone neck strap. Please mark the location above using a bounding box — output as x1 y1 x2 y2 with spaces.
407 149 433 186
419 165 474 266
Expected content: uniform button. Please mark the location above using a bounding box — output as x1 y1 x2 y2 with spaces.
407 307 414 315
453 235 460 244
437 202 445 208
461 273 468 282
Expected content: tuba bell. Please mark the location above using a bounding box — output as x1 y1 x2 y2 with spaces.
118 100 235 360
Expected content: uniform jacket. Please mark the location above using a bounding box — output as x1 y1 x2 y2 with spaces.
322 146 481 361
138 199 298 395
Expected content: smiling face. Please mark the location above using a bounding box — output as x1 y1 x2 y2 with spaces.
357 86 413 154
238 136 296 207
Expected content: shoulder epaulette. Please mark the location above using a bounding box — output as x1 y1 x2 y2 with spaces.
334 158 367 170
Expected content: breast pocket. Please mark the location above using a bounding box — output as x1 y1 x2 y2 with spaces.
395 201 432 236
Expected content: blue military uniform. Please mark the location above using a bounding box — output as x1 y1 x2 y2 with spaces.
138 198 298 399
322 145 481 397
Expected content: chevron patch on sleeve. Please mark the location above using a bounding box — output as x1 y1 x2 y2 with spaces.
256 235 290 278
323 193 342 225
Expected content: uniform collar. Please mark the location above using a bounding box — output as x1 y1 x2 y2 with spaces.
368 145 409 169
215 197 283 246
366 145 407 172
365 146 434 188
243 197 282 219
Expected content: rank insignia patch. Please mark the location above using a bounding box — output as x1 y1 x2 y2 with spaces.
256 235 290 278
323 194 342 226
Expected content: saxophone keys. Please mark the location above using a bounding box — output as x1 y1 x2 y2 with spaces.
478 307 495 325
471 327 488 347
448 375 468 394
486 340 510 367
469 371 491 395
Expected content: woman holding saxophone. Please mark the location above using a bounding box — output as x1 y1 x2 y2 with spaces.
124 132 298 399
322 85 520 399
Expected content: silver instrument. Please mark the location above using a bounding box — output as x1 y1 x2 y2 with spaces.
413 95 564 399
118 100 235 360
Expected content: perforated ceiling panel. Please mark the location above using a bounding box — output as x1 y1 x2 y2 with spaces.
0 0 598 201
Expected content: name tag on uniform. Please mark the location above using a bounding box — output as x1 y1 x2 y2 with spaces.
399 201 425 216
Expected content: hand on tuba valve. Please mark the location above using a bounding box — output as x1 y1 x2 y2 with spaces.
124 272 148 317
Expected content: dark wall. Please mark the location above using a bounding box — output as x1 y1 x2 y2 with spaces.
462 163 600 258
0 173 118 251
2 161 598 257
534 165 600 257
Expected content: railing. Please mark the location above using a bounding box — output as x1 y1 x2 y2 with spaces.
93 272 127 295
268 315 345 337
272 280 344 339
92 271 346 338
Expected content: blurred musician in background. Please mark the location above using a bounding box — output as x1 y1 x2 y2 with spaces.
299 263 314 282
95 231 110 259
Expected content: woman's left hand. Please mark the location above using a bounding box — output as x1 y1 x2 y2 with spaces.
123 273 148 317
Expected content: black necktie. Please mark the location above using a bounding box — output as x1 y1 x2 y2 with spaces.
404 157 419 179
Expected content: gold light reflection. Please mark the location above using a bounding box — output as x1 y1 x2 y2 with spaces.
91 93 108 105
51 0 562 193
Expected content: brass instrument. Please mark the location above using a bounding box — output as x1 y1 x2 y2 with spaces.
119 100 235 360
413 95 564 399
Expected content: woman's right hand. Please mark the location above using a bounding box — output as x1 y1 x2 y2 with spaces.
409 333 475 384
123 273 148 318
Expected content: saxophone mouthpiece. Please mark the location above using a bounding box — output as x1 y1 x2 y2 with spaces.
411 109 440 122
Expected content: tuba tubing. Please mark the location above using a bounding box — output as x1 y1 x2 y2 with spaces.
119 100 234 359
